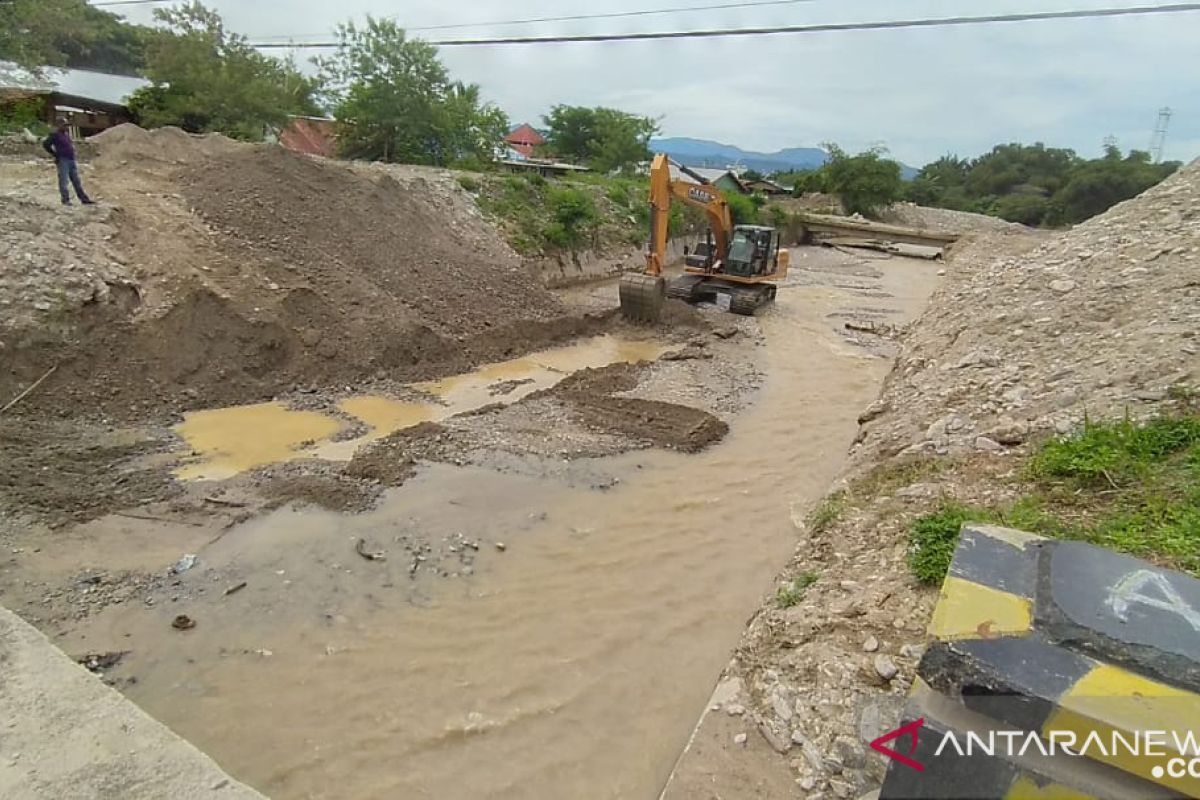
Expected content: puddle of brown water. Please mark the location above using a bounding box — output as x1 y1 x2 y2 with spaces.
173 403 342 481
62 255 942 799
174 335 672 479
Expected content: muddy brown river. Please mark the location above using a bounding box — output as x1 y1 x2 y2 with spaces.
52 252 939 799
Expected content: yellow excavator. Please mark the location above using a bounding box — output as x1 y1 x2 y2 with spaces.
619 153 790 321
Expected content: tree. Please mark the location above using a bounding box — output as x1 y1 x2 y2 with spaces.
128 2 318 139
818 144 904 218
0 0 151 74
964 142 1077 200
1054 148 1178 224
906 140 1178 227
542 105 658 172
316 18 506 166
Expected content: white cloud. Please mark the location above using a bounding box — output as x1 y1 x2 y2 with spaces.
114 0 1200 164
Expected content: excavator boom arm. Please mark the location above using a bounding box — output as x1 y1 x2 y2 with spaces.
644 154 734 276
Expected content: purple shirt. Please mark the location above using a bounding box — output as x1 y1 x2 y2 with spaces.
43 130 76 161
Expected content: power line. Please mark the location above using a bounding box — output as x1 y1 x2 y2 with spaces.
252 0 836 41
91 1 172 6
248 3 1200 49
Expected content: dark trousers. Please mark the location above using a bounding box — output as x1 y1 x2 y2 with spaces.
56 158 90 204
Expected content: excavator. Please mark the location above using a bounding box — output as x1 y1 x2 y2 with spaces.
619 153 790 321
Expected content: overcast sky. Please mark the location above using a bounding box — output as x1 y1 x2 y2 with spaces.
112 0 1200 165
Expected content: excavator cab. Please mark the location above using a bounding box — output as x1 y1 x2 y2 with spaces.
725 226 780 278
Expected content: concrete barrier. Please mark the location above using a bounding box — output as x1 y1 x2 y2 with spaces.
0 606 264 800
881 525 1200 799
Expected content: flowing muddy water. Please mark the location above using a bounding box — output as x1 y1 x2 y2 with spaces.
59 253 940 799
173 335 673 480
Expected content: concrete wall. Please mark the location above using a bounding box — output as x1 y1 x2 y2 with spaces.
0 607 265 800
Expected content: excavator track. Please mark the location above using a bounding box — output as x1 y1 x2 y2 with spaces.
729 285 775 316
619 273 666 322
666 274 712 302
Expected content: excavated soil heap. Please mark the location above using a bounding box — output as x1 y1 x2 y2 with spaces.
0 129 595 419
178 145 564 343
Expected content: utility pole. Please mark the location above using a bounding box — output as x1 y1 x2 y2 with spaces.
1149 107 1172 163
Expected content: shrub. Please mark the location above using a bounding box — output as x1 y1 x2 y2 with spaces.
545 186 597 249
456 174 480 193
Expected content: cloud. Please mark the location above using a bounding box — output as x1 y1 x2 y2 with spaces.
114 0 1200 164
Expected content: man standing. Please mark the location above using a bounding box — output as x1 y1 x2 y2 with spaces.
42 119 93 206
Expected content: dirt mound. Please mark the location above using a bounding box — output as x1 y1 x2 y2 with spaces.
0 419 179 527
90 124 240 165
179 145 564 341
345 422 446 486
879 201 1027 235
564 395 728 453
856 158 1200 463
0 129 603 419
551 362 729 453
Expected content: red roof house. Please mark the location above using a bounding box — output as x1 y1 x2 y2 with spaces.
280 116 338 158
504 123 546 158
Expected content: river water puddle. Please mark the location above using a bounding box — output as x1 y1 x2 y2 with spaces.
173 334 672 480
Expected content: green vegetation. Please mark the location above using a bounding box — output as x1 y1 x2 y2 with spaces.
776 572 820 608
0 99 50 136
475 168 711 254
905 143 1179 227
0 0 152 73
316 17 507 165
476 174 610 254
542 105 658 173
907 409 1200 586
808 491 847 535
130 2 318 140
542 186 599 249
794 144 903 218
908 502 995 585
725 191 761 225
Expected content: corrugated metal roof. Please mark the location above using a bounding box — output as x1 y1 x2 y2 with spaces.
0 61 150 107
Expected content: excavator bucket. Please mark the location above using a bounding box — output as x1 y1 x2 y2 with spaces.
619 273 666 322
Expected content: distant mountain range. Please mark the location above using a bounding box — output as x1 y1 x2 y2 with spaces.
650 137 919 179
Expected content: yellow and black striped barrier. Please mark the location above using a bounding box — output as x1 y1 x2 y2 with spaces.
880 524 1200 799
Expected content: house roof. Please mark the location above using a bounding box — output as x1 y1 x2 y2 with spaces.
504 122 546 147
745 178 789 192
668 164 746 193
0 61 150 107
280 116 337 158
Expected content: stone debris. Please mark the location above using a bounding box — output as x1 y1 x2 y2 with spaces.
858 160 1200 462
710 160 1200 797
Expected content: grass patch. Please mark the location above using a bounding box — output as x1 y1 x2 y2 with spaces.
776 571 819 608
455 174 480 193
906 410 1200 585
807 491 847 535
1027 414 1200 488
908 502 997 585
